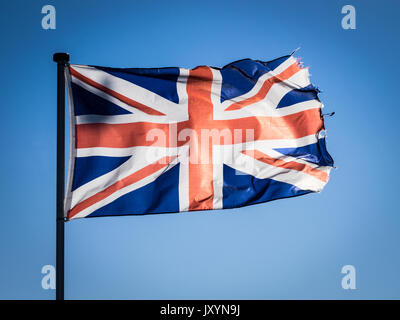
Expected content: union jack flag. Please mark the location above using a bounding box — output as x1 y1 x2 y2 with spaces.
64 54 334 220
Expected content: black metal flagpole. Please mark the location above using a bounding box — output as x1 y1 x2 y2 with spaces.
53 52 70 301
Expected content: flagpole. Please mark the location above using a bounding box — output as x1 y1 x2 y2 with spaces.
53 52 70 301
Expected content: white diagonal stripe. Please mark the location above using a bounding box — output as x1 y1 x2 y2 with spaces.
70 64 186 115
220 56 298 110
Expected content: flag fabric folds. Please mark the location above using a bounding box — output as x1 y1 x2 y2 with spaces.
64 54 334 220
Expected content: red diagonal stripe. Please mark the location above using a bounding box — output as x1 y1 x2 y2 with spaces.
242 149 329 182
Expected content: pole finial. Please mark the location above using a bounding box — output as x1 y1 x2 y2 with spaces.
53 52 70 64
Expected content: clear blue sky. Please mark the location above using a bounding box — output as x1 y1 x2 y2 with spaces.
1 0 399 299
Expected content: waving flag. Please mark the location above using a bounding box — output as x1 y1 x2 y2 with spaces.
64 55 334 220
